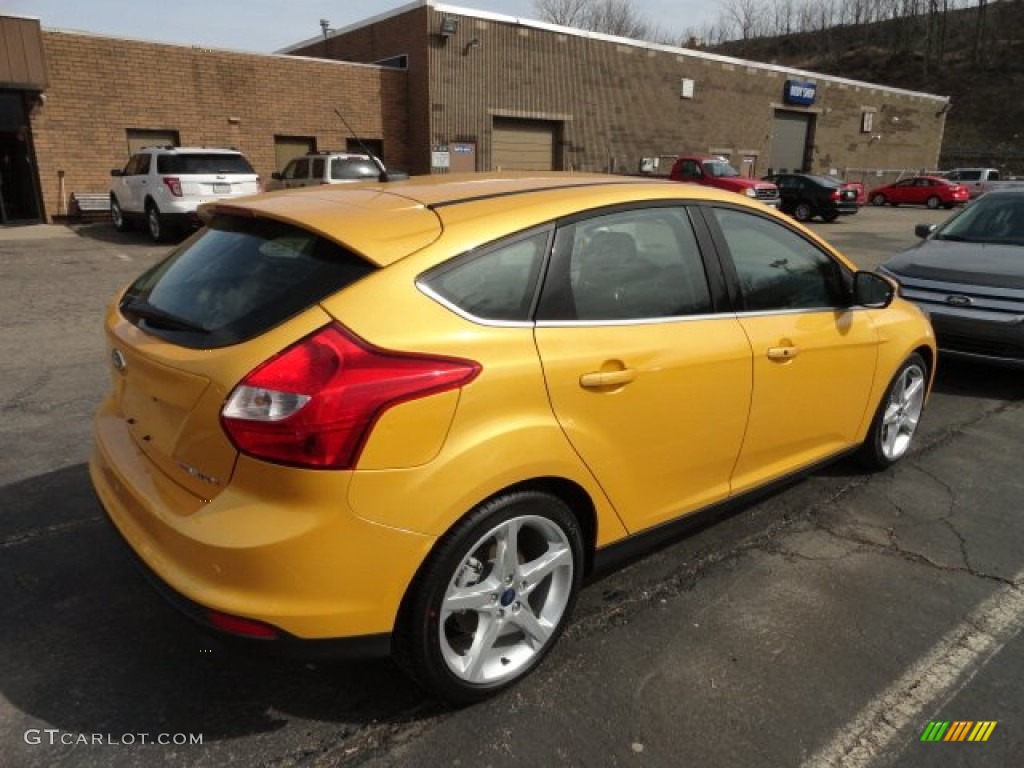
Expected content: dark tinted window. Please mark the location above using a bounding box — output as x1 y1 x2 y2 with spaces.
331 157 380 180
121 216 375 348
712 207 847 311
284 158 309 180
538 207 713 321
156 153 255 174
421 230 549 321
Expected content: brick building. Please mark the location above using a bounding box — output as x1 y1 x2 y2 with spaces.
287 2 950 181
1 2 949 224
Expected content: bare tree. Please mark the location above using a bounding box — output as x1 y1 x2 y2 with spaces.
533 0 591 27
533 0 652 39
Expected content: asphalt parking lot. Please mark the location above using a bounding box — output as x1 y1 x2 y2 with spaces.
1 206 1022 768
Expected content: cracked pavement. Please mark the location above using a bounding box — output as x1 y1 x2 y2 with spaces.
2 212 1023 768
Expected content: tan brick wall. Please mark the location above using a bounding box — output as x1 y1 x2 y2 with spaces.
30 31 407 220
422 11 946 177
290 6 432 174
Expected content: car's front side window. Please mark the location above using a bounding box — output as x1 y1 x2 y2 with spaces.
537 207 713 322
711 207 848 312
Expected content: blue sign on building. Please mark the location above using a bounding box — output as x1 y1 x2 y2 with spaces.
784 80 817 106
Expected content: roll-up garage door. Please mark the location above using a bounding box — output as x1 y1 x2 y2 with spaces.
769 111 811 173
492 118 557 171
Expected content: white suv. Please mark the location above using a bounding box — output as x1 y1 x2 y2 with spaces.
110 146 261 241
271 152 381 189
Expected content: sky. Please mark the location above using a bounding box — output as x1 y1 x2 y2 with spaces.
0 0 723 53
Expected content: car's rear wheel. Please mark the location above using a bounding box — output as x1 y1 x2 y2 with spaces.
857 353 928 470
793 202 813 222
926 195 941 209
822 211 839 223
871 194 887 206
146 202 167 243
394 490 583 704
110 196 131 232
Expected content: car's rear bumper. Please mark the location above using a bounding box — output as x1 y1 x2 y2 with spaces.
90 398 436 642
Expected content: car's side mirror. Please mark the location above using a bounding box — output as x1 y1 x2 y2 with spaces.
271 172 283 180
853 271 895 308
109 169 123 177
915 224 936 239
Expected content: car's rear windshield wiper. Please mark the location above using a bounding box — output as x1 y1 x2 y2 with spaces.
121 299 209 334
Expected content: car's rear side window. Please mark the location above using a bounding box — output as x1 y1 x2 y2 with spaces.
156 153 255 174
420 230 549 322
121 216 375 348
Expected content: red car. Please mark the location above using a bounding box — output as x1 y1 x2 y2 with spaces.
843 181 868 205
869 176 970 209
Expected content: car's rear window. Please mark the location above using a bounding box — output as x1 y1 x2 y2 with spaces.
331 157 380 180
156 153 255 175
120 216 375 348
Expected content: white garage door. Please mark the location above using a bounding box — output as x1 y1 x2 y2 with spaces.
492 118 557 171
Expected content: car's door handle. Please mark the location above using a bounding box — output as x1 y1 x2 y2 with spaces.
579 368 637 388
767 346 799 361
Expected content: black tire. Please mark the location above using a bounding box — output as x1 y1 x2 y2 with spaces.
146 202 168 243
822 211 840 223
110 195 131 232
856 353 928 471
926 195 941 210
393 490 584 704
793 202 813 222
871 194 887 206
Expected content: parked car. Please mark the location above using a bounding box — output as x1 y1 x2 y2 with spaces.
942 167 1024 199
271 151 383 189
869 176 969 209
763 172 859 222
668 154 781 208
843 180 868 206
110 146 261 242
880 190 1024 367
91 173 935 703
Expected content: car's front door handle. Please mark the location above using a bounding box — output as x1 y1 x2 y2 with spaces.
579 368 637 388
767 346 800 361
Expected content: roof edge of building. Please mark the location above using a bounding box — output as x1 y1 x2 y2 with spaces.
413 0 942 104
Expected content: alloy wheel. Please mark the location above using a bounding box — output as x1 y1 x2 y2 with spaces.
879 362 926 461
439 514 574 685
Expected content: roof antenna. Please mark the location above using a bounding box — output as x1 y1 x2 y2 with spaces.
334 107 408 182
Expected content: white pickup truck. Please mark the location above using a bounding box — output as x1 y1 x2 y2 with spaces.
943 168 1024 198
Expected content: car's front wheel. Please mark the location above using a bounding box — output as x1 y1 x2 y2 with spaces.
926 195 941 209
871 194 887 206
857 353 928 470
394 490 583 704
110 196 131 232
793 202 813 222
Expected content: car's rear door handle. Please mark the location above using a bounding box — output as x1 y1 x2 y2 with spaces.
579 369 637 388
767 346 799 361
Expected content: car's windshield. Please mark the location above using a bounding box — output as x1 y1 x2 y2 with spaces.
934 195 1024 246
705 160 740 178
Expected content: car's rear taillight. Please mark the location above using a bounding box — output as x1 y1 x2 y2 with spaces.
830 189 841 201
221 324 480 469
162 177 183 197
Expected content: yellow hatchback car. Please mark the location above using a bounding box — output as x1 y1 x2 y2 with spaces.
91 173 935 703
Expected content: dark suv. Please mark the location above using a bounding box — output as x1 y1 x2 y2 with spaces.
765 173 859 223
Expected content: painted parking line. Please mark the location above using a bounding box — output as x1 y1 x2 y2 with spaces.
802 574 1024 767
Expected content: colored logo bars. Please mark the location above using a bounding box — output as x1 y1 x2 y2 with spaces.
920 721 997 742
